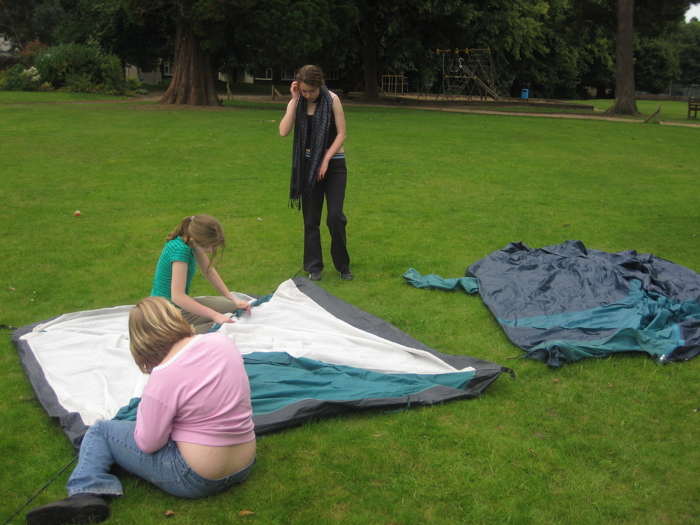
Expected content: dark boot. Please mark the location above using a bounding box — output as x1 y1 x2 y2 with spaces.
26 493 109 525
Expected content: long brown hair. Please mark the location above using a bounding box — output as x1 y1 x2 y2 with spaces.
295 65 325 88
129 296 195 374
166 214 225 273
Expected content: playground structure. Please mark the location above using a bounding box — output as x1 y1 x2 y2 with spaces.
433 48 509 101
381 74 408 94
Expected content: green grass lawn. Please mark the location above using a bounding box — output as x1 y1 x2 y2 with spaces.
1 93 699 524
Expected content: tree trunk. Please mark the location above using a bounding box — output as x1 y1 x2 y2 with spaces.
159 20 221 106
361 5 380 103
606 0 640 116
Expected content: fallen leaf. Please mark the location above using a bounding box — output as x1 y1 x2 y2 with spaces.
164 510 175 517
239 509 255 516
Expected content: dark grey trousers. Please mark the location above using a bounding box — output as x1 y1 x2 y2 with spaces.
301 157 350 273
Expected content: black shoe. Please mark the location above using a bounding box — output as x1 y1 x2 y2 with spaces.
340 270 354 281
26 493 109 525
309 271 323 281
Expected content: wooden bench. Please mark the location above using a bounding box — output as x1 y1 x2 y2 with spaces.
688 97 700 119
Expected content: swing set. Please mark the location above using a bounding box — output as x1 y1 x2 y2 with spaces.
434 48 508 101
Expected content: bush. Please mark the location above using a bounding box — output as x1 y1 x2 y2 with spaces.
34 43 128 94
0 64 41 91
100 54 127 93
125 77 149 95
35 43 101 88
126 77 144 91
64 72 99 94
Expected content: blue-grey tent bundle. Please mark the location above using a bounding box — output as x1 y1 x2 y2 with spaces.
13 278 510 450
404 240 700 368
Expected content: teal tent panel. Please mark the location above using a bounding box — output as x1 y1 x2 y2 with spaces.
244 351 477 416
497 280 700 333
113 352 477 421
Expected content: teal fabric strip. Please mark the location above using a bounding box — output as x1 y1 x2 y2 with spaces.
499 280 700 332
244 352 476 416
505 279 699 364
402 268 479 294
113 397 140 421
526 323 686 364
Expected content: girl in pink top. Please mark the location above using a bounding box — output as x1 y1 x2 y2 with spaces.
26 297 256 525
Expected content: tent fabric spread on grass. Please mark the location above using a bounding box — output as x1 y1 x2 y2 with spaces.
404 240 700 368
13 278 509 449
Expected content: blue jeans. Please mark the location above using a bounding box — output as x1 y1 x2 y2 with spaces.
67 420 256 499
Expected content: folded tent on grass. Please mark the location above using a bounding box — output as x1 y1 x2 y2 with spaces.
405 240 700 368
13 278 511 449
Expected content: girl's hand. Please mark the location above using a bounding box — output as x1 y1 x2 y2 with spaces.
290 81 301 98
235 300 252 315
317 159 329 181
212 312 235 325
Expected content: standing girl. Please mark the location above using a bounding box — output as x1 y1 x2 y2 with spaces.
279 65 353 282
150 214 250 333
26 296 256 524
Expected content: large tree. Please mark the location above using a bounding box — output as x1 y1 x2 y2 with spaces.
130 0 351 106
606 0 691 114
160 18 220 105
607 0 641 115
124 0 254 106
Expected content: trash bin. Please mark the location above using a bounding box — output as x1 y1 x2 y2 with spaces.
521 88 529 99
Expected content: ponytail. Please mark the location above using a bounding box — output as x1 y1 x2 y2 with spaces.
166 215 226 274
166 216 194 244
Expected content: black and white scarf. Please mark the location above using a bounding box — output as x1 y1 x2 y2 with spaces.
289 85 333 209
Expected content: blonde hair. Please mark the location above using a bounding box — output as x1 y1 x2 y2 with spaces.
129 296 195 374
166 214 225 273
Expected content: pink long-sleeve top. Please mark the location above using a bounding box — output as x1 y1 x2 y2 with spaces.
134 332 255 454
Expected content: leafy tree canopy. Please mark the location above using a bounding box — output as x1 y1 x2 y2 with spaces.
4 0 700 104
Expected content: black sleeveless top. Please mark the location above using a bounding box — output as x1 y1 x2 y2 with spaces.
305 110 337 152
